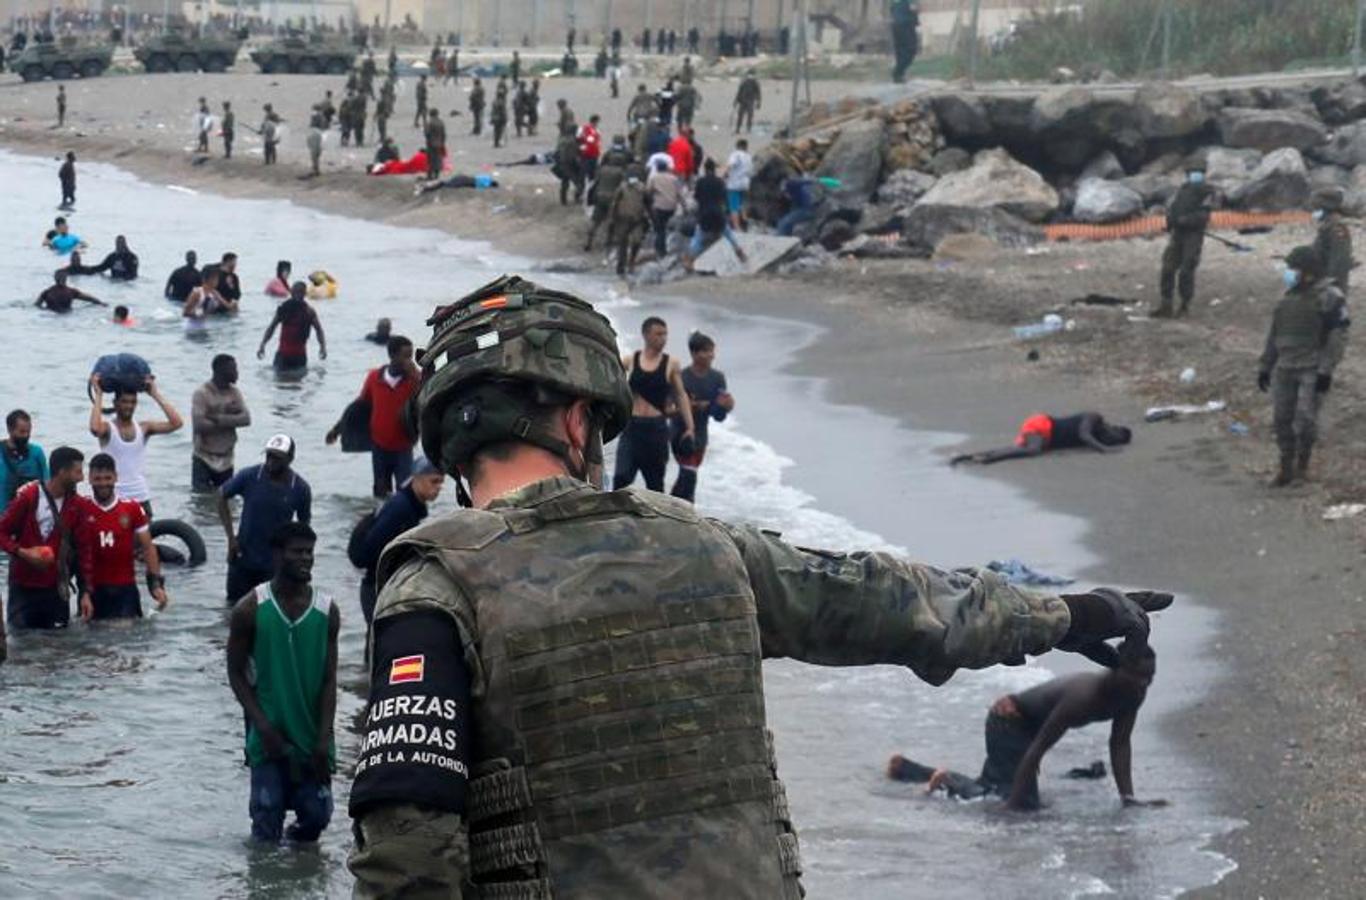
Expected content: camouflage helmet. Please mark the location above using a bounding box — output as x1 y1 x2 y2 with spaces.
1285 245 1323 279
415 275 631 473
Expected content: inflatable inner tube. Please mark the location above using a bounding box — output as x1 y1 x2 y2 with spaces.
150 518 207 568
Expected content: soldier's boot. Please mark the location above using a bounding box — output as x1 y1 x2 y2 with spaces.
1269 450 1296 488
1151 298 1174 319
1295 441 1314 482
1177 296 1192 317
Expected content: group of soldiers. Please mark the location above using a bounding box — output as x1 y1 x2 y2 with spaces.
1156 162 1352 487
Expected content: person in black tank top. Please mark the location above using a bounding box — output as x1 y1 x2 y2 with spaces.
950 411 1132 466
612 317 696 492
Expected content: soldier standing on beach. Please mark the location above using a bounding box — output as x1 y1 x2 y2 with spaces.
307 106 325 177
413 75 429 130
1155 162 1215 318
260 104 281 166
424 109 445 181
468 77 485 135
491 80 509 148
221 101 235 159
527 79 542 136
375 83 392 143
1311 187 1354 297
1257 246 1349 487
57 84 66 126
513 81 529 138
354 90 369 146
360 51 377 99
734 70 761 133
344 275 1173 898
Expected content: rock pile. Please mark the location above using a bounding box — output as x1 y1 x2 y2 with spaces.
753 73 1366 254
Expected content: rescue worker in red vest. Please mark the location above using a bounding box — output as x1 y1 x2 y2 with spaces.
346 275 1173 898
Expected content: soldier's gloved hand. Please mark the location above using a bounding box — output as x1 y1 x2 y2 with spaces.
1257 371 1271 393
1056 588 1174 654
1316 374 1332 395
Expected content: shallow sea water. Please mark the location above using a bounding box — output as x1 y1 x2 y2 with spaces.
0 150 1236 898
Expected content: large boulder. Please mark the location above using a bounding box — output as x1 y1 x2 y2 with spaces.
1072 178 1144 223
930 92 992 142
1081 150 1125 182
926 146 972 176
917 148 1060 222
1031 87 1143 166
901 204 1043 250
1310 79 1366 126
1229 148 1310 211
1120 173 1183 207
876 168 938 207
1218 107 1328 153
1134 82 1210 139
981 95 1036 141
1309 121 1366 168
815 118 888 200
1308 163 1352 190
1202 146 1263 190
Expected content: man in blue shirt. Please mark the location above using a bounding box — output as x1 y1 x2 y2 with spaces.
350 457 444 625
218 434 312 604
0 410 49 512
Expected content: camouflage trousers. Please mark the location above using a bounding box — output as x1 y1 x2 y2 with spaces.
1159 230 1204 308
1272 367 1320 453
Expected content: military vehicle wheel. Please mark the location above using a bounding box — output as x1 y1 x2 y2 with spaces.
51 62 74 80
146 53 170 73
176 54 199 72
325 58 349 75
22 65 44 82
296 58 320 74
80 60 103 78
205 54 229 73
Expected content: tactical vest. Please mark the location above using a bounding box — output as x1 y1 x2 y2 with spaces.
1272 287 1327 365
377 484 802 899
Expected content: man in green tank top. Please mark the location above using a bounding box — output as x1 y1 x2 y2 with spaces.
227 522 340 844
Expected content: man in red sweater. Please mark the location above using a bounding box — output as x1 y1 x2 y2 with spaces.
327 336 419 498
0 446 95 633
668 126 696 182
578 113 603 184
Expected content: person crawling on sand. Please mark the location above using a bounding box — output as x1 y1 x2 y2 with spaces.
887 637 1168 811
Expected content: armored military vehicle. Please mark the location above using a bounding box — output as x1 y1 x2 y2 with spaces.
135 30 243 73
249 33 357 75
14 38 114 81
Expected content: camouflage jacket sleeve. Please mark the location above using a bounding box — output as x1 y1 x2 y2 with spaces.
350 804 472 900
714 522 1071 686
350 555 484 900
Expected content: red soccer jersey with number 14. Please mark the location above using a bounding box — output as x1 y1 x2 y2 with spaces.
84 497 148 588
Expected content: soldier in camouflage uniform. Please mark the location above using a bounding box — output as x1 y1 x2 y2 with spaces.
1155 163 1215 318
375 81 393 144
346 275 1171 899
609 168 650 275
734 70 761 134
584 137 631 252
1311 186 1353 297
468 77 485 135
1257 246 1350 486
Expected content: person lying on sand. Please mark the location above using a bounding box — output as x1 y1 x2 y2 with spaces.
951 411 1131 466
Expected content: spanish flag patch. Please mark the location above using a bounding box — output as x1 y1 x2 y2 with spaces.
389 654 425 685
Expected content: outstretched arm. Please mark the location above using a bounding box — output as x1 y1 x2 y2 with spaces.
1109 707 1166 807
719 521 1072 686
311 308 328 359
257 309 283 359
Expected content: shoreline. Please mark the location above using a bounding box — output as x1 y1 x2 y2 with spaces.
4 110 1365 896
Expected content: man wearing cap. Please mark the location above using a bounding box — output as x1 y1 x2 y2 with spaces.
1257 246 1349 486
349 457 444 625
1311 187 1354 297
1155 162 1215 318
217 435 312 603
346 274 1173 897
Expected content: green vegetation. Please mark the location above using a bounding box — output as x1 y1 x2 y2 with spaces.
978 0 1359 79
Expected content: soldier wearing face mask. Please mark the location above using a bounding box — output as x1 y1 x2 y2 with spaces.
1257 246 1350 487
1155 162 1216 318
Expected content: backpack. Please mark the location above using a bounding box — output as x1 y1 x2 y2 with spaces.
346 510 379 569
91 353 152 395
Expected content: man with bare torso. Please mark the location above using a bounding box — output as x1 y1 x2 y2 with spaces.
612 316 696 492
887 636 1168 811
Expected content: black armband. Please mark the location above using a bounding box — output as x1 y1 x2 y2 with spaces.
146 573 165 592
349 610 472 819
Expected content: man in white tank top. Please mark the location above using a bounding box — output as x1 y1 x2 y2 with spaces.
88 374 184 517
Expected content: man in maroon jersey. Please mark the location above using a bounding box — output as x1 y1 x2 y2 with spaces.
80 453 168 620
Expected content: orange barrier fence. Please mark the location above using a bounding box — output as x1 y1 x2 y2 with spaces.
1044 210 1313 243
